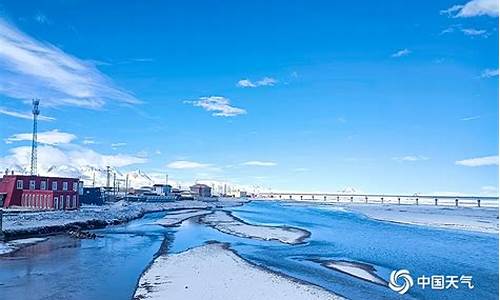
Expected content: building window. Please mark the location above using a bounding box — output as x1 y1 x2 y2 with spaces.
41 181 47 190
66 195 70 208
73 195 76 208
63 182 68 191
54 197 58 210
73 182 78 192
30 180 36 190
16 180 23 189
52 181 58 191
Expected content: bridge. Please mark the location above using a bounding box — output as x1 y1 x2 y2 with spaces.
257 192 499 207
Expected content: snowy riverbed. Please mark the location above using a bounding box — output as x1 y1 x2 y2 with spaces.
155 209 213 227
134 242 342 300
201 210 310 244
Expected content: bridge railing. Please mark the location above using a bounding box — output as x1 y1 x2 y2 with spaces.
258 193 499 208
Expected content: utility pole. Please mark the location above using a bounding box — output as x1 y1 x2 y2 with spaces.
30 99 40 175
106 166 110 201
113 172 116 197
125 174 129 195
92 171 95 187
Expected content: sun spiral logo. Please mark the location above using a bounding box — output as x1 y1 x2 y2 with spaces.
389 269 414 294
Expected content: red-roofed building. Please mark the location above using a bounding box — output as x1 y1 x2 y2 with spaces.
0 174 83 210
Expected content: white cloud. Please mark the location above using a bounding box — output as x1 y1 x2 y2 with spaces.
455 155 498 166
441 0 498 17
0 143 147 177
111 142 127 147
0 106 55 121
391 49 411 58
481 68 499 78
5 129 76 145
167 160 211 169
460 115 481 121
237 79 256 88
293 167 309 172
393 155 430 162
184 96 246 117
242 161 277 167
237 77 277 88
461 28 488 36
0 19 140 109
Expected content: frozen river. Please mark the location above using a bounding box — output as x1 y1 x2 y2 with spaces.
0 201 497 300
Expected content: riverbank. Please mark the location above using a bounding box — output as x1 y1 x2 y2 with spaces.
133 242 342 300
340 203 499 234
275 200 499 234
0 199 246 246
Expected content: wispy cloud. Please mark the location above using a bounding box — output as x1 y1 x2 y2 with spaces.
461 28 488 36
481 68 499 78
5 129 76 145
34 12 50 25
393 155 430 162
441 0 498 17
167 160 212 169
455 155 498 167
460 115 481 121
480 185 498 195
0 19 140 109
82 138 96 145
0 106 55 121
242 161 277 167
391 49 411 58
237 77 277 88
111 142 127 148
184 96 246 117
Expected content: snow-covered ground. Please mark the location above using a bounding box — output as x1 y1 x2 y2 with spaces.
0 237 48 255
2 199 245 238
155 209 213 227
134 243 342 300
201 210 310 244
321 260 386 286
339 203 499 233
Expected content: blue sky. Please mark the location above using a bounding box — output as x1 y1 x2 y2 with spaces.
0 0 498 195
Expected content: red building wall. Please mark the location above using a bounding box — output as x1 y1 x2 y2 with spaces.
0 175 82 210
